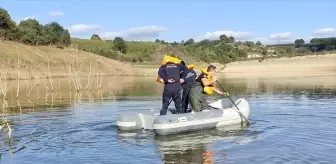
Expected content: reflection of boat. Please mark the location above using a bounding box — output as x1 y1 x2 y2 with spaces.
116 125 251 164
116 98 251 135
155 126 250 164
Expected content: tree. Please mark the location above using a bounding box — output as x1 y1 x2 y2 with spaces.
198 39 213 47
262 49 268 56
219 34 228 43
237 49 247 58
39 25 52 45
244 41 254 47
0 8 17 39
184 38 194 45
294 39 305 44
310 38 320 44
0 8 11 29
154 39 160 43
18 18 42 45
171 41 178 46
60 29 71 46
229 36 235 43
91 34 101 40
256 41 262 46
0 7 71 46
219 34 235 43
4 20 20 41
44 22 65 45
112 37 127 53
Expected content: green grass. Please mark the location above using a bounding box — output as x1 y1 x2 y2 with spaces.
71 38 112 50
71 38 336 65
71 38 164 63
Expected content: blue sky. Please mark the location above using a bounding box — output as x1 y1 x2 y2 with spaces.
2 0 335 44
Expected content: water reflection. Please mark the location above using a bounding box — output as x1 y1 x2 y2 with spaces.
1 76 336 163
157 125 255 164
116 125 254 164
1 76 335 114
160 142 209 164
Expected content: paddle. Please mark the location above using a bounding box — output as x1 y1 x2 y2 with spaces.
216 81 251 125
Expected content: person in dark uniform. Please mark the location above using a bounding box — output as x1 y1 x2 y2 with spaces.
158 60 188 115
180 61 197 113
189 65 226 112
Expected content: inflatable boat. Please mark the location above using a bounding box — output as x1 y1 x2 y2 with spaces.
116 98 250 135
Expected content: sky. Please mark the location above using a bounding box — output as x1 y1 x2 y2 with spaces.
1 0 336 45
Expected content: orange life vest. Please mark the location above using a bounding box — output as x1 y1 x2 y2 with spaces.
200 68 214 95
157 55 182 84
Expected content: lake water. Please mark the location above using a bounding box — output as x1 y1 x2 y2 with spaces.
1 76 336 164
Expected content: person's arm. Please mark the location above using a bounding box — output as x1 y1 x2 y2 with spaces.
193 70 197 79
158 67 168 83
179 64 188 83
213 87 225 95
179 64 188 77
180 71 190 82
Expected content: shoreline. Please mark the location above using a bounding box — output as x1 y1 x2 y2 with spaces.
220 54 336 79
130 54 336 80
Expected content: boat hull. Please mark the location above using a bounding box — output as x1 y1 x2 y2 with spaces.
116 98 250 135
153 98 250 135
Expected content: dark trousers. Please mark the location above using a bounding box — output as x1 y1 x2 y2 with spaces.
182 84 192 113
160 88 183 115
189 85 209 112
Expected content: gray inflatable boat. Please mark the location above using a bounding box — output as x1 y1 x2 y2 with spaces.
116 98 250 135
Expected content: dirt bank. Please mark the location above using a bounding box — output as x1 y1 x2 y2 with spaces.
0 41 136 80
221 54 336 79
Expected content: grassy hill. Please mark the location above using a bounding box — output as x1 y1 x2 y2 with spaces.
0 41 136 80
1 39 334 81
70 38 303 66
71 38 200 64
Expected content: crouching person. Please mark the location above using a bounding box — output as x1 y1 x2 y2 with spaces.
188 65 226 112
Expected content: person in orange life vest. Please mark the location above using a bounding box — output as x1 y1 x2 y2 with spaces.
179 61 197 113
188 65 226 112
158 60 188 115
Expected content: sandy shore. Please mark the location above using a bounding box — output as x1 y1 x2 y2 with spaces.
134 54 336 80
220 54 336 79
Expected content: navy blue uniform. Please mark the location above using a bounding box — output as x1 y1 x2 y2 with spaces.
158 62 188 115
181 69 197 112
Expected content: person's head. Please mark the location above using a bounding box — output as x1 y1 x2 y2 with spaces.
207 65 216 76
180 60 186 66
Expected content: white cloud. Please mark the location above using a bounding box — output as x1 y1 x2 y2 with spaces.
48 11 64 17
312 28 336 36
269 32 293 40
68 24 103 34
100 26 168 40
193 30 253 42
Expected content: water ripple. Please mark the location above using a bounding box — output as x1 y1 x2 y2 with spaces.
2 82 336 164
